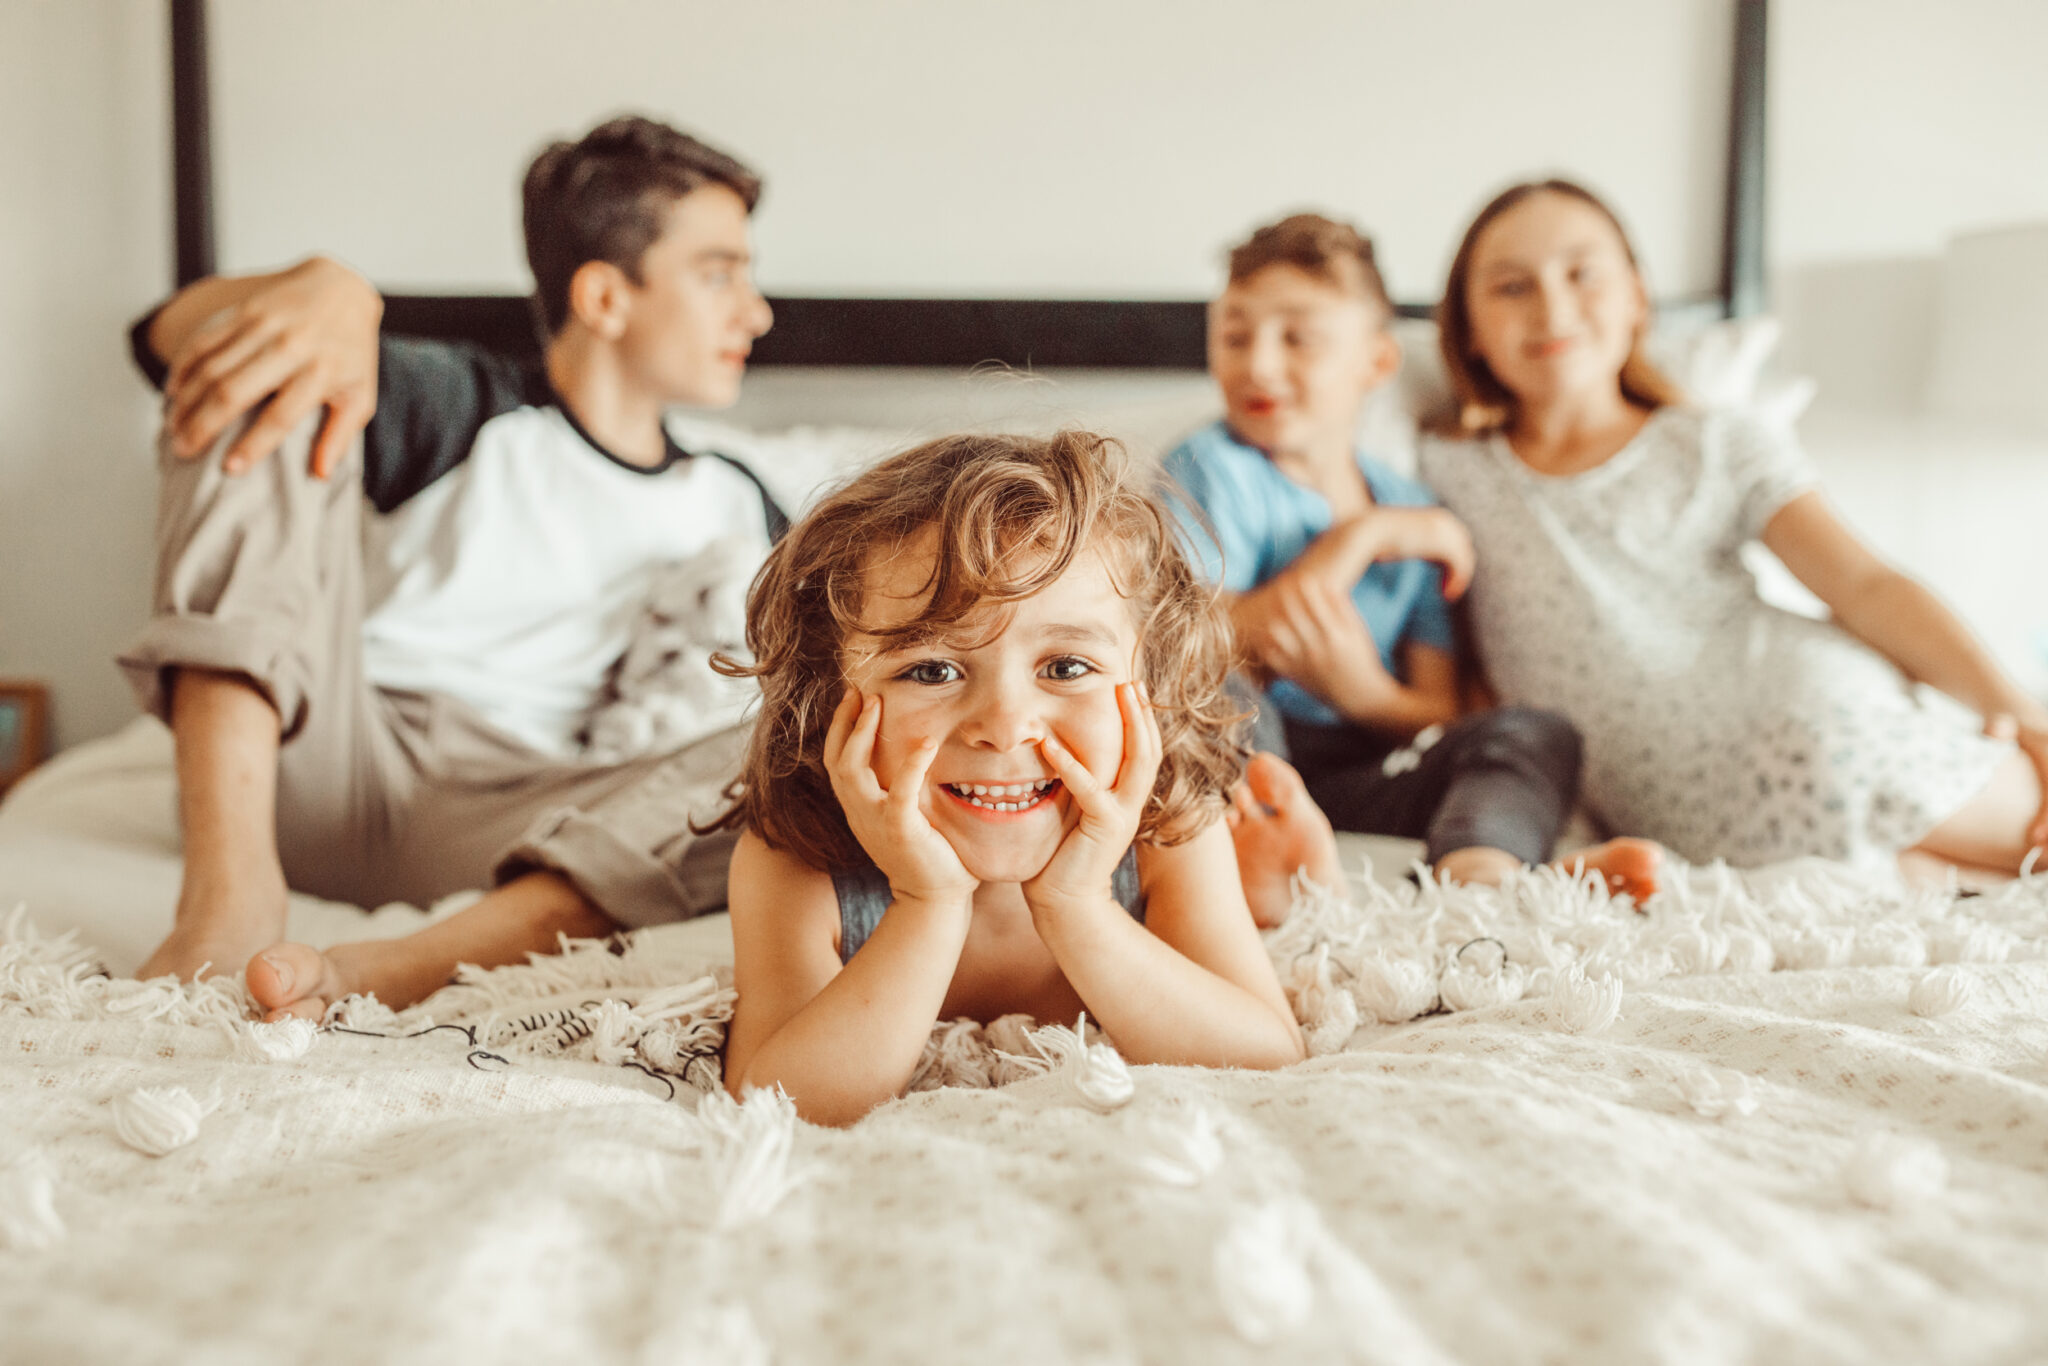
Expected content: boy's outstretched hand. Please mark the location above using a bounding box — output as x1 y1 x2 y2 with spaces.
824 688 979 910
1024 682 1162 918
162 256 382 479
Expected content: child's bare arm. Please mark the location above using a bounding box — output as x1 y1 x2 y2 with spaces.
1034 822 1305 1068
725 691 983 1125
724 832 972 1126
1026 685 1304 1068
1764 492 2045 725
1764 490 2048 844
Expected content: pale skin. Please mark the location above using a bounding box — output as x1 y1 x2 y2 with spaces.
724 538 1307 1126
1205 263 1661 906
134 185 776 984
1462 189 2048 882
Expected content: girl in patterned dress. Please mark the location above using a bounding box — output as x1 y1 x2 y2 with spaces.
1417 179 2045 880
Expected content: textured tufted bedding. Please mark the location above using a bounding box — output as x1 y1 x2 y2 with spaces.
4 721 2048 1363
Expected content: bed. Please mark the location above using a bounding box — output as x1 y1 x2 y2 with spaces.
7 344 2048 1362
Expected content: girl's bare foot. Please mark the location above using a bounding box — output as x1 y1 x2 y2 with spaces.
1558 838 1665 904
1227 753 1345 929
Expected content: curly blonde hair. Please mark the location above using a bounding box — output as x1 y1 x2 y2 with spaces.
710 429 1245 873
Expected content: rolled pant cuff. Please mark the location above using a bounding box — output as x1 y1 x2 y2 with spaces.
497 808 707 931
116 617 309 736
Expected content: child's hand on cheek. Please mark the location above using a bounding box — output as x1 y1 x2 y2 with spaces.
1023 681 1162 919
824 688 979 909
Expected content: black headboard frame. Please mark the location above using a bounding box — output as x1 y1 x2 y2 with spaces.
168 0 1767 368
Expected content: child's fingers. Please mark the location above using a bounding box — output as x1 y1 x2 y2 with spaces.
887 735 941 819
1113 681 1163 801
822 687 862 769
1039 732 1106 815
829 693 888 804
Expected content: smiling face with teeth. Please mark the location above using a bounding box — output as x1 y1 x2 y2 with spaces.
842 529 1141 884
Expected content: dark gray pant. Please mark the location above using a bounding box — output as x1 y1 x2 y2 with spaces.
1245 685 1583 865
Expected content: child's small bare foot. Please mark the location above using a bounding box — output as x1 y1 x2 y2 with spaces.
246 941 365 1023
1227 753 1344 928
1559 838 1665 905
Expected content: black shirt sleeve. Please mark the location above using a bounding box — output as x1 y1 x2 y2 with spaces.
127 306 171 390
363 336 548 512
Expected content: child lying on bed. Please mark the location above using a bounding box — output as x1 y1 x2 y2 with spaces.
714 430 1309 1124
1165 212 1660 919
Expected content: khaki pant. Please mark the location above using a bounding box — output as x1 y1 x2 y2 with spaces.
117 416 743 928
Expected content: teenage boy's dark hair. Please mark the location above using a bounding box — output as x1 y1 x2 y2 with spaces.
522 115 763 336
1227 213 1392 318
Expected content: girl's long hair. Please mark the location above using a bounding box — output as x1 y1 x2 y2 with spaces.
1433 178 1685 437
708 429 1246 873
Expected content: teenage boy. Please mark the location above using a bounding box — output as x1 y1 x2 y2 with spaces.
1166 213 1659 913
123 116 781 1000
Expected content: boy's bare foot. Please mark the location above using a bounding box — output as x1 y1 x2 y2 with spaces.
1558 838 1665 904
245 940 372 1022
134 860 291 982
1227 753 1345 929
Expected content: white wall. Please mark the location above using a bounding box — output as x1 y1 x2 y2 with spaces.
208 0 1734 304
1770 0 2048 410
0 1 168 752
6 0 2048 754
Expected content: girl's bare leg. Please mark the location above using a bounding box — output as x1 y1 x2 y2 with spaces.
1905 750 2042 882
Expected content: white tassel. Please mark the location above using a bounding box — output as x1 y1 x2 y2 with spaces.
111 1086 218 1156
234 1017 317 1063
638 1302 771 1366
0 1149 65 1250
1551 964 1622 1035
1777 926 1855 971
1282 945 1360 1055
1720 926 1775 974
983 1015 1045 1087
1844 1131 1948 1209
1214 1200 1317 1344
1439 939 1526 1013
1852 923 1929 968
1128 1104 1224 1187
586 999 641 1066
1026 1017 1135 1113
697 1087 808 1230
1930 923 2014 965
1665 928 1729 976
1679 1067 1759 1120
1907 967 1973 1018
1350 953 1438 1025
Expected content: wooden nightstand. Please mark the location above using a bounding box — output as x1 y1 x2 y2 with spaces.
0 679 49 796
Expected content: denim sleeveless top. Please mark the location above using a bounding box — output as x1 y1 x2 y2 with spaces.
831 846 1146 964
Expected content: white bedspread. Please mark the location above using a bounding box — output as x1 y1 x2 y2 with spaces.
6 854 2047 1364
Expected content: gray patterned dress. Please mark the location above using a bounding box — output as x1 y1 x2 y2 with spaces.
1418 407 2011 873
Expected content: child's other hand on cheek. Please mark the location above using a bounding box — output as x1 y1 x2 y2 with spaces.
824 688 978 909
1023 682 1162 919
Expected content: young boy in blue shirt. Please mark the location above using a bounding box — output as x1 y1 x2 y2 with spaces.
1166 213 1659 921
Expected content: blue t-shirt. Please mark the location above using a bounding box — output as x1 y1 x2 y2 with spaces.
1164 421 1456 727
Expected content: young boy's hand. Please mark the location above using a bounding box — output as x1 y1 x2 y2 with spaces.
1024 682 1162 918
1358 507 1475 601
824 688 979 909
1236 571 1395 718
